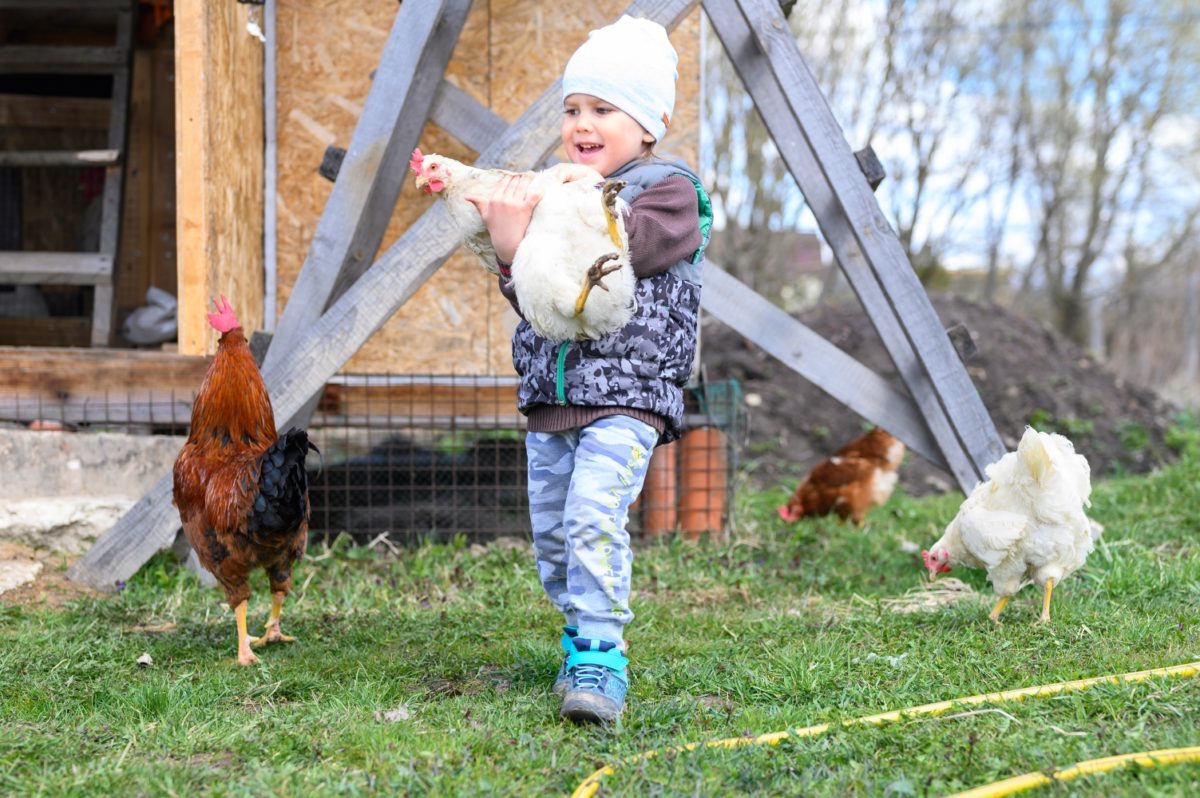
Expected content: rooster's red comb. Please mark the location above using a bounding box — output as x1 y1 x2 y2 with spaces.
921 550 932 569
206 294 240 334
410 148 424 175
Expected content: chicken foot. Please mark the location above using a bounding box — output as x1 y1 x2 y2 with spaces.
988 595 1011 625
601 180 627 250
250 591 297 647
573 253 623 317
234 599 261 666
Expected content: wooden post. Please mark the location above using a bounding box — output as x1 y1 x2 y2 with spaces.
175 0 264 354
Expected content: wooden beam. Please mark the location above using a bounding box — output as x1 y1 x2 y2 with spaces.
705 0 1004 491
0 46 127 73
68 0 699 591
0 318 91 348
264 0 473 377
92 6 132 348
429 79 511 157
702 263 944 467
0 347 208 394
0 252 113 284
0 94 111 129
0 150 121 167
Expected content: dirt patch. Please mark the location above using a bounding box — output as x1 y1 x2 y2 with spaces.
0 541 98 608
703 292 1182 495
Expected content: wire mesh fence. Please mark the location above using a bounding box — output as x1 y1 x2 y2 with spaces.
0 373 744 543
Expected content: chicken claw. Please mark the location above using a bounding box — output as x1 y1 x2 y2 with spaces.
234 599 261 666
250 591 297 647
988 595 1011 625
601 180 627 249
574 253 623 317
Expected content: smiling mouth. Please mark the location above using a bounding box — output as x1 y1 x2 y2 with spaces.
576 143 603 154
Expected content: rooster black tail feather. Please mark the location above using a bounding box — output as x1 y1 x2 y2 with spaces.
247 427 313 542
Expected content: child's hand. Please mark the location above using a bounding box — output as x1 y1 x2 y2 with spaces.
466 174 544 264
545 163 604 184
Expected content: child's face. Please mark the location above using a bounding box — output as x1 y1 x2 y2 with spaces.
562 93 654 177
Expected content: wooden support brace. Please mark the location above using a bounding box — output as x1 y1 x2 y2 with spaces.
705 0 1004 492
703 263 944 466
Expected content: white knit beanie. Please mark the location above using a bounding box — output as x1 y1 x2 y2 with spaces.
562 15 678 143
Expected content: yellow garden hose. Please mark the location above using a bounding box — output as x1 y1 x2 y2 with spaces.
946 746 1200 797
570 660 1200 798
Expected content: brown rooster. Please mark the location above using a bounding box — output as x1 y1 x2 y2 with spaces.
777 428 905 526
172 296 317 665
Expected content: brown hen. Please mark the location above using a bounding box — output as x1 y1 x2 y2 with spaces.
778 428 905 526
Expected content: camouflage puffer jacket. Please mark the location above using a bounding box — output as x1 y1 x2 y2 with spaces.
511 157 711 444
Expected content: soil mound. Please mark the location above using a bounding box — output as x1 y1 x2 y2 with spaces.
702 292 1182 496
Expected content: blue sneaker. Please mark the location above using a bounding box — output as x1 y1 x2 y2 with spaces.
552 626 577 696
560 638 628 724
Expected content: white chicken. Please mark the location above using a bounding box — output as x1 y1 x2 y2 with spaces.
409 149 636 342
922 427 1100 624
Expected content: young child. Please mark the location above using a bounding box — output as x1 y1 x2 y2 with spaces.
468 15 710 724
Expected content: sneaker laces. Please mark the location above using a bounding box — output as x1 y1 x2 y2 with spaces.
573 663 609 690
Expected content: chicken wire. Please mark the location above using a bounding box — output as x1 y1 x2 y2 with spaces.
0 373 743 544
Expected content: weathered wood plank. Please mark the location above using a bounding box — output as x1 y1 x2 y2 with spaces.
92 7 132 348
69 0 699 590
264 0 473 376
702 263 944 467
0 46 127 73
429 78 562 167
0 150 120 167
706 0 1003 491
429 79 513 157
0 252 113 284
733 0 1005 482
0 94 110 128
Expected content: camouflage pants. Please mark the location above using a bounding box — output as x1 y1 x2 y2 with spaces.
525 415 658 646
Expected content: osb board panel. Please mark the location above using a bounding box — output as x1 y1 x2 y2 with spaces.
176 0 263 356
275 1 700 376
319 382 518 420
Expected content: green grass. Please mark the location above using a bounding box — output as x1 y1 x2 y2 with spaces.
3 456 1200 797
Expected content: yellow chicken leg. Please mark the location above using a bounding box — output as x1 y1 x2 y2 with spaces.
250 591 297 647
574 253 622 317
601 180 626 249
235 599 260 666
1037 577 1055 624
988 595 1011 625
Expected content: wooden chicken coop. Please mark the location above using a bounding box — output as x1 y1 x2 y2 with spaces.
2 0 730 548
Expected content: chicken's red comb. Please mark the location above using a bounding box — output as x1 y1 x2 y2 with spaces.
206 294 240 334
921 550 932 569
409 148 424 175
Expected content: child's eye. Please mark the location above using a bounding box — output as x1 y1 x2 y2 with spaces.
563 108 578 116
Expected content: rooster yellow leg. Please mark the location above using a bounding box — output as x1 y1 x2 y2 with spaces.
250 591 297 647
988 595 1011 625
1037 578 1055 624
573 254 622 317
602 180 626 249
234 600 260 666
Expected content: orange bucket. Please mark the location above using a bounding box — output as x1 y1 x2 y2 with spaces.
638 442 678 536
679 426 727 540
